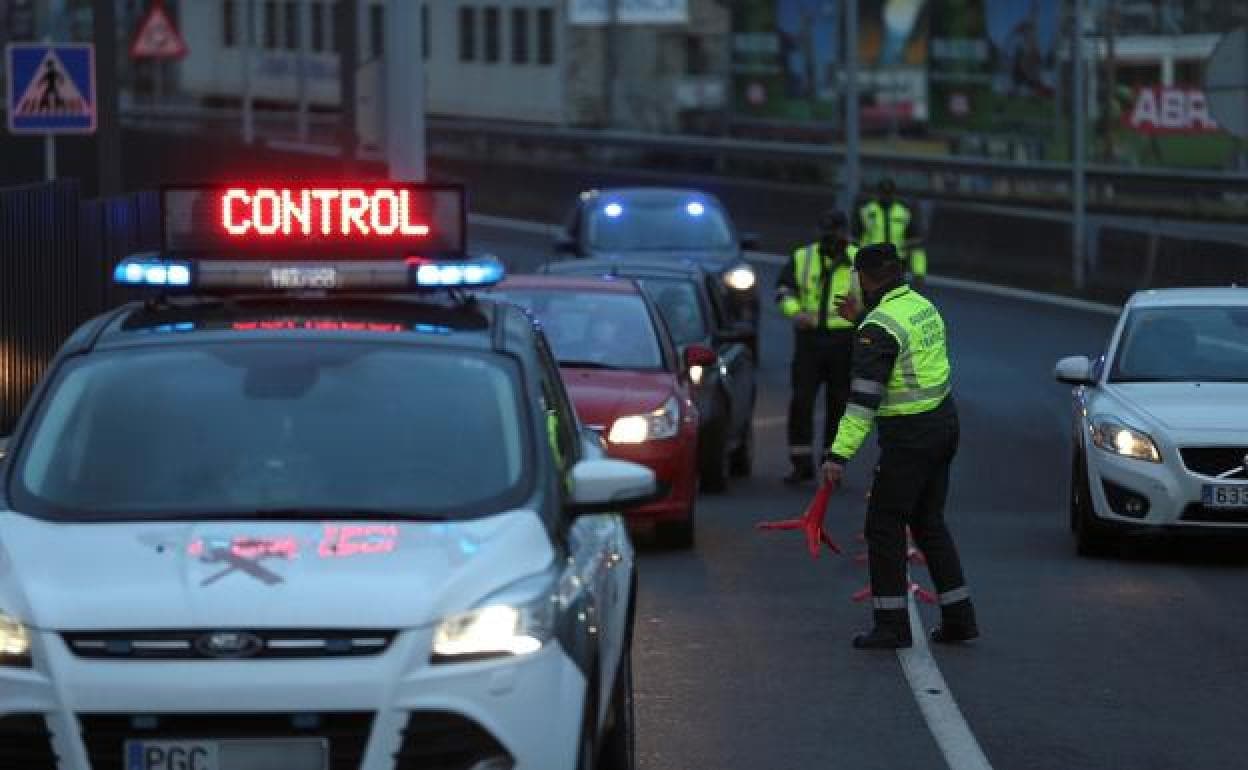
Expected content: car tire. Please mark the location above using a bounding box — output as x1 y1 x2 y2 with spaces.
1071 451 1114 557
597 648 636 770
729 419 753 478
699 410 729 494
657 498 696 549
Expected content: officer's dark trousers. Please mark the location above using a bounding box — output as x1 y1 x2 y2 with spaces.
787 329 853 467
865 420 973 632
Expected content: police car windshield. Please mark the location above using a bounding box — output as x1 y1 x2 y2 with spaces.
1110 306 1248 383
10 343 532 520
587 199 734 252
491 290 665 371
634 278 709 346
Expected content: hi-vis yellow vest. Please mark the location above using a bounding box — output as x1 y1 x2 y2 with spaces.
778 243 858 330
861 286 951 416
859 201 927 277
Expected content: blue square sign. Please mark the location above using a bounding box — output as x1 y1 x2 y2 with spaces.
6 43 97 134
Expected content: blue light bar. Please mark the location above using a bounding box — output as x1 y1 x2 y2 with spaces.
113 257 193 288
603 202 623 218
411 259 505 288
686 201 705 217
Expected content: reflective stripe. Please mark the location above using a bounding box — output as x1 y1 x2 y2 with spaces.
882 381 951 407
872 596 908 610
851 378 883 395
845 403 877 421
939 586 970 605
798 246 814 291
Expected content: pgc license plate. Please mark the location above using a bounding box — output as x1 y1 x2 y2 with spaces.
125 738 327 770
1202 484 1248 509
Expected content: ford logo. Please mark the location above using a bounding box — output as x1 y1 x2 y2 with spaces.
194 631 264 659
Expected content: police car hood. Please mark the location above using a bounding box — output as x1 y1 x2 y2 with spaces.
0 510 555 631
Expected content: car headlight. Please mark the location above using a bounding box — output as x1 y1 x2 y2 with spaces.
1090 417 1162 463
608 396 680 444
689 365 704 385
0 611 31 667
432 585 555 663
724 265 756 291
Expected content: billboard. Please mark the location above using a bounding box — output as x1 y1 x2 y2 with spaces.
731 0 929 124
927 0 1057 138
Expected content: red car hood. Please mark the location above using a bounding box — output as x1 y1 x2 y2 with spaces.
560 367 677 427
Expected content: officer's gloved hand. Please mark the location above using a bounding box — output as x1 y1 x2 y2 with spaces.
835 294 860 322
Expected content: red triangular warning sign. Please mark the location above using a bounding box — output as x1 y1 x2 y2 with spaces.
15 49 92 117
130 1 188 60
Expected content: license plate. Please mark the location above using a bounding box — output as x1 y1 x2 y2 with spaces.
1202 484 1248 509
125 738 327 770
269 266 338 289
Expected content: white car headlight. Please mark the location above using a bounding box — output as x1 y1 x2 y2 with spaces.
607 396 680 444
432 585 555 663
1090 417 1162 463
724 265 756 291
689 365 705 385
0 610 31 667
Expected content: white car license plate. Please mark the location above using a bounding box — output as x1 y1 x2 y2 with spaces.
125 738 327 770
1202 484 1248 509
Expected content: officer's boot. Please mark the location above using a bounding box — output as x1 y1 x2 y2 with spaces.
852 609 912 650
930 599 979 644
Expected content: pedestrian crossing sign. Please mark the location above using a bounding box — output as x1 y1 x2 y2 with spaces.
6 43 97 135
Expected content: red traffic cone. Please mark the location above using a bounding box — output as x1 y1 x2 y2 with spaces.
756 481 842 558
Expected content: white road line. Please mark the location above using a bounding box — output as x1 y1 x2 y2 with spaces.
898 599 994 770
468 212 1122 317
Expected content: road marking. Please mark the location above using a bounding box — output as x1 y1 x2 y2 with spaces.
467 212 1122 317
898 598 994 770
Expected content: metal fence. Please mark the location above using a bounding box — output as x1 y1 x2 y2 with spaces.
0 180 159 434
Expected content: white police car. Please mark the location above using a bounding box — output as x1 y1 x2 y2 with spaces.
1056 287 1248 555
0 184 653 770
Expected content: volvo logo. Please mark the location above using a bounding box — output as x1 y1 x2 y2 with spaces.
194 631 264 659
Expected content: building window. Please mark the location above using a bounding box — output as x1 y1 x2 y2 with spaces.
311 1 325 51
370 5 385 58
537 7 555 66
484 7 500 63
263 1 278 49
511 8 529 64
223 0 236 47
422 3 430 60
459 7 476 62
284 1 299 50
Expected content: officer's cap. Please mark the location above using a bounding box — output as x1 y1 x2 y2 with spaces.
855 243 902 276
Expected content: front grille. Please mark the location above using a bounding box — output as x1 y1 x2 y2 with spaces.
63 629 396 659
1181 504 1248 524
1180 447 1248 479
0 714 58 769
79 712 373 770
394 711 513 770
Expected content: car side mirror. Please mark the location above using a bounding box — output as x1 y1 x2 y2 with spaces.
683 344 717 369
714 321 755 347
740 233 760 250
554 235 578 256
567 458 659 515
1055 355 1096 386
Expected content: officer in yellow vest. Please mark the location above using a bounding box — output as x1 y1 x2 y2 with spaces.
823 243 977 650
774 210 860 484
856 179 927 289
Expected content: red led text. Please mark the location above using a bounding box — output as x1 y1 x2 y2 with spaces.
221 187 432 238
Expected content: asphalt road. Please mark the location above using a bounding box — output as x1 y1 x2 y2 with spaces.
473 221 1248 770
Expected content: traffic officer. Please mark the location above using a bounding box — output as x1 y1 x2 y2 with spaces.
775 209 860 485
856 178 928 290
822 243 977 649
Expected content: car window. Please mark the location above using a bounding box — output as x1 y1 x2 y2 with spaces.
1110 306 1248 383
490 289 665 371
11 343 533 519
635 278 709 347
585 198 734 252
533 330 580 478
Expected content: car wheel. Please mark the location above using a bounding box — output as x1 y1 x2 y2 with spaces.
597 648 636 770
729 419 753 478
699 411 729 494
1071 451 1114 557
657 497 695 549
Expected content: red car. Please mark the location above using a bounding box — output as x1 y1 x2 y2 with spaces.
488 274 714 547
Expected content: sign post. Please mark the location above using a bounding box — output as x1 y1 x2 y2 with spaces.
6 43 98 180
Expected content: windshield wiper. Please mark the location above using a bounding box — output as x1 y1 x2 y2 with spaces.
560 359 624 370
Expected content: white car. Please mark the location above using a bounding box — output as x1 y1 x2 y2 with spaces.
0 254 652 770
1056 287 1248 555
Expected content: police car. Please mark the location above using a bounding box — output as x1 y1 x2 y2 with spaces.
0 184 653 770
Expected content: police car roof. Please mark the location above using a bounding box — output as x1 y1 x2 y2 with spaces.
77 294 529 355
1126 286 1248 309
582 187 723 206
